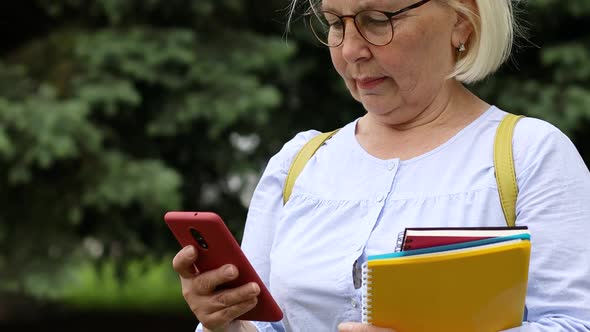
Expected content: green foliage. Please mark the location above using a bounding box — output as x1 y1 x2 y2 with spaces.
527 0 590 17
473 1 590 146
1 0 589 313
0 0 294 293
24 256 186 312
0 81 100 182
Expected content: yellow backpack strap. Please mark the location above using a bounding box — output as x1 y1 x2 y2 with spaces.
494 114 525 227
283 129 340 205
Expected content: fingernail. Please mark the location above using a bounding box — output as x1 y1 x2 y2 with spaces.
185 245 196 258
338 322 353 332
224 265 236 278
250 283 260 295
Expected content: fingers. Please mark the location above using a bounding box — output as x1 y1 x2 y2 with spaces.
172 247 261 330
173 245 199 279
199 296 258 329
193 264 240 295
338 322 396 332
204 282 260 313
191 282 260 330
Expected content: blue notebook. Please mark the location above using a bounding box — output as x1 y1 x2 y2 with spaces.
370 233 531 260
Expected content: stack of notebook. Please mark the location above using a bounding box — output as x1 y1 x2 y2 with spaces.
362 227 531 332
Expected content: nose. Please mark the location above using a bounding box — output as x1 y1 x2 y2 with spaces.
340 18 372 64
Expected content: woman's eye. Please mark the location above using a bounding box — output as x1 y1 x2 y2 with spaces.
367 19 389 26
328 20 343 28
358 13 389 27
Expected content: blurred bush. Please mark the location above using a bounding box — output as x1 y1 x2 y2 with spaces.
0 0 588 318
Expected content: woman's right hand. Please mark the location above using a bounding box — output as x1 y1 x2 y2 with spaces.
172 245 261 332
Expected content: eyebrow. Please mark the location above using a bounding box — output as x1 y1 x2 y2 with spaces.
321 0 392 13
357 0 382 11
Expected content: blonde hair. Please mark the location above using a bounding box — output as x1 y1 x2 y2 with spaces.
447 0 518 84
286 0 519 84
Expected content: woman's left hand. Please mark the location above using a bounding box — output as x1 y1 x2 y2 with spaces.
338 322 396 332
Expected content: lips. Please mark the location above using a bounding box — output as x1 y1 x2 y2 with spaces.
355 77 386 90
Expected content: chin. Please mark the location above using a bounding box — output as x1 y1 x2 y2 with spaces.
360 98 396 116
362 101 418 125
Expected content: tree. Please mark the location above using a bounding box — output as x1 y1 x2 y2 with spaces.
0 0 588 303
0 0 296 289
473 1 590 160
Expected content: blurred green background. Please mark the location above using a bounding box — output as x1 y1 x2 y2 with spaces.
0 0 589 331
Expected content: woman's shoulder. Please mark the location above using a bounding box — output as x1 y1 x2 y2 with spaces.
501 111 587 176
488 107 572 151
263 129 323 177
249 130 324 204
268 120 354 171
275 129 321 159
487 107 560 137
513 115 576 156
515 116 563 139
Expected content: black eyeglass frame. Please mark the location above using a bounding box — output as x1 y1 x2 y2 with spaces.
307 0 432 47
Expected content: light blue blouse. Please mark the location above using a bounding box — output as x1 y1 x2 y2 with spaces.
198 106 590 332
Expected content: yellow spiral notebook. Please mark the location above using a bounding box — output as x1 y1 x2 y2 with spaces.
361 235 531 332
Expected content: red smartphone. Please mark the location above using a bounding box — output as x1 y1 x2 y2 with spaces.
164 211 283 322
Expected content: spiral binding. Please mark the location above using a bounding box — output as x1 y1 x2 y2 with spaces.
361 261 373 324
395 230 405 252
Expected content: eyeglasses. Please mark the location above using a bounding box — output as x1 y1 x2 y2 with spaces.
307 0 431 47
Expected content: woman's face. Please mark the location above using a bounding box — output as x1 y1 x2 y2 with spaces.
325 0 465 124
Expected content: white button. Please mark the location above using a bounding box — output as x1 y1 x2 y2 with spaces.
351 298 358 308
377 195 384 202
387 161 397 171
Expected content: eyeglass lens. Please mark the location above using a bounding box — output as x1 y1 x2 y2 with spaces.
309 11 393 47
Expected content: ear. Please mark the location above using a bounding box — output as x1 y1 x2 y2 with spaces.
451 0 477 49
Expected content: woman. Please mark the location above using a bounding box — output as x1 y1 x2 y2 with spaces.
174 0 590 331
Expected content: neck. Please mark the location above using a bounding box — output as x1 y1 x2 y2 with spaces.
366 80 487 131
355 80 489 160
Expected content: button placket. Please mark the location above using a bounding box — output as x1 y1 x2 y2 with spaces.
382 159 399 201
